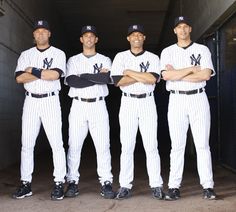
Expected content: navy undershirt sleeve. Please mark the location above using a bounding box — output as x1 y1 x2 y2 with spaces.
66 75 95 88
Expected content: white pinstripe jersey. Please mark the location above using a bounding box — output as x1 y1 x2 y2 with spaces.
160 42 215 91
15 46 66 93
111 50 160 94
66 53 111 98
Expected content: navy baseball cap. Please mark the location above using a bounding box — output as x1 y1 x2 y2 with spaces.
127 24 145 36
174 16 191 27
81 25 97 36
33 20 50 31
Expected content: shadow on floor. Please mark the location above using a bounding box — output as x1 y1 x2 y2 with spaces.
0 143 236 212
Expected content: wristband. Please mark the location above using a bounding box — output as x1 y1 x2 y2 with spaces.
31 67 42 78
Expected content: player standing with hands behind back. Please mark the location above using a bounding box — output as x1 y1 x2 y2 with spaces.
111 25 164 200
13 20 66 200
160 16 216 200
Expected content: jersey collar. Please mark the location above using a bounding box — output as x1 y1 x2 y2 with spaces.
83 53 97 58
177 41 194 50
36 45 51 52
130 50 145 57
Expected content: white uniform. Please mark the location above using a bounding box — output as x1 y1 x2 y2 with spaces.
111 50 163 189
160 42 215 189
66 53 113 185
15 46 67 183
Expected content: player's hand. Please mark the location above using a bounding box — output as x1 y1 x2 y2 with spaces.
25 67 33 73
166 64 175 71
123 69 131 75
100 68 109 73
192 65 201 73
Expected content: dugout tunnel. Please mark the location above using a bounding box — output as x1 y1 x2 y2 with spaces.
0 0 236 206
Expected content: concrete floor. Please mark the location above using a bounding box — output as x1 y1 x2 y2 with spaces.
0 146 236 212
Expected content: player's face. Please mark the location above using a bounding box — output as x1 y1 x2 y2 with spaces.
127 32 146 48
174 23 192 40
33 28 51 46
80 32 98 48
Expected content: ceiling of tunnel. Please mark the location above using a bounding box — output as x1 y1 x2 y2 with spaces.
53 0 171 52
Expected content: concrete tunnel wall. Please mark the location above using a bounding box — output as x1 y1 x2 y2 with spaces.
0 0 69 169
0 0 235 170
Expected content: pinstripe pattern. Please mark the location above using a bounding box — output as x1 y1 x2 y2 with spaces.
111 50 163 189
168 92 213 188
160 42 214 189
15 46 66 93
67 99 112 184
21 95 66 182
66 53 111 98
160 43 215 91
111 50 159 94
119 95 163 189
15 46 66 183
66 53 113 185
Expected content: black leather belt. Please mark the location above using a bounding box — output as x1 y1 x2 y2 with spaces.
170 88 204 95
26 91 55 98
74 96 104 102
123 92 152 98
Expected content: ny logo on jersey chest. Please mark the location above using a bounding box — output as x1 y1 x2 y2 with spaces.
43 58 53 69
140 61 150 72
190 54 201 66
93 63 103 73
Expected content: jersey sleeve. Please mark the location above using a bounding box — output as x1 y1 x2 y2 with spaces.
200 46 215 76
111 53 124 76
160 48 169 71
66 57 78 77
149 54 161 74
15 52 28 73
103 56 112 70
51 51 66 77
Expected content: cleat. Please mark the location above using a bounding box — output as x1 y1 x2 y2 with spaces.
51 182 64 201
12 181 32 199
116 187 131 200
65 181 79 198
151 187 165 200
203 188 216 200
100 181 115 199
165 188 180 201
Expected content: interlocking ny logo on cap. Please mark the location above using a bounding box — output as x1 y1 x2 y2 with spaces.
179 16 184 21
133 25 138 29
87 26 92 30
38 20 43 26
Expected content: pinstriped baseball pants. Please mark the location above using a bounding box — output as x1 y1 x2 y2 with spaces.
66 99 113 185
119 95 163 189
167 92 214 189
20 95 66 183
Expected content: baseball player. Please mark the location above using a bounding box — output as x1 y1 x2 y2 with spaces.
160 16 216 200
13 20 66 201
64 25 115 199
111 25 164 199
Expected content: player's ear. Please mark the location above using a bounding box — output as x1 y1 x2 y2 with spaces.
127 36 130 42
33 31 36 39
173 28 177 34
143 35 146 40
95 37 98 43
80 36 83 43
189 26 192 33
